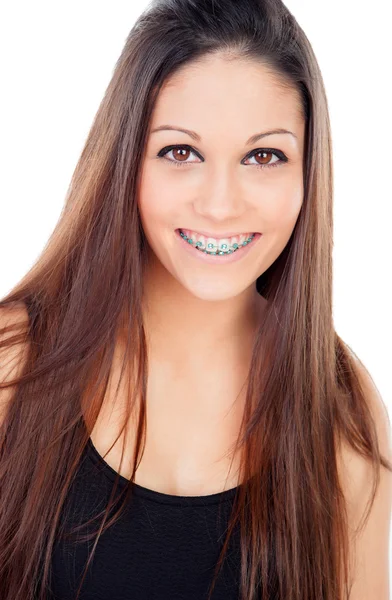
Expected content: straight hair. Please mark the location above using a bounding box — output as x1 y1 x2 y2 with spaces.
1 1 391 598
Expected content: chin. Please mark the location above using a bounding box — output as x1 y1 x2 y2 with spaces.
178 276 248 302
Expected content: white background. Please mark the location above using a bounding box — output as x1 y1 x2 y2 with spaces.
0 0 391 573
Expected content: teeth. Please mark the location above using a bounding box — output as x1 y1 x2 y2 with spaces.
180 229 255 254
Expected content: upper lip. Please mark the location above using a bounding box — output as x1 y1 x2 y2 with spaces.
178 228 259 238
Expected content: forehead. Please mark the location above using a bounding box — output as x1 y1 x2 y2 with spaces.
150 55 304 139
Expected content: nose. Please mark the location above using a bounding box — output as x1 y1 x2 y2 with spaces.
193 166 246 222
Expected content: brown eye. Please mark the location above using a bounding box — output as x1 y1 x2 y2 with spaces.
172 147 191 162
257 151 272 164
157 145 200 166
250 151 275 166
157 144 287 170
244 148 286 169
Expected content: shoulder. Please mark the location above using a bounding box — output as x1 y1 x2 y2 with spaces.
344 355 391 494
338 354 392 599
0 302 30 424
0 301 29 329
0 301 30 354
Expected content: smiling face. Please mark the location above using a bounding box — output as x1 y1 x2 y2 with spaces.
138 53 305 302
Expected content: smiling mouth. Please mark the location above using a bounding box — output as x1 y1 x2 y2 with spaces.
176 229 260 255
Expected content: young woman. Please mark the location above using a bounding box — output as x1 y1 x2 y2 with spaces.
0 1 391 599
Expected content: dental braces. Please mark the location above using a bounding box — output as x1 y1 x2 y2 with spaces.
180 231 255 255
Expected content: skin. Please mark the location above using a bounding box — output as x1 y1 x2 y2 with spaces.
139 53 305 373
98 55 392 595
91 53 306 495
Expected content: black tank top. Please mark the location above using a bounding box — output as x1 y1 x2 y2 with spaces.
48 438 245 599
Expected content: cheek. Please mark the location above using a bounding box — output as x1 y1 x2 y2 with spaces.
138 164 184 232
138 159 303 235
138 180 174 234
260 179 303 231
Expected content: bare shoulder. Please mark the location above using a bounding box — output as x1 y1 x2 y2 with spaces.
339 355 392 494
0 302 30 424
337 354 392 599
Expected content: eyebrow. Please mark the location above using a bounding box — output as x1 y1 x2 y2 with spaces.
150 124 297 144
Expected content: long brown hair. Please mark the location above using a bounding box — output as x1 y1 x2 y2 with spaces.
1 1 390 598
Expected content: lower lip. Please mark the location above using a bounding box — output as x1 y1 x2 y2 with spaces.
174 229 262 264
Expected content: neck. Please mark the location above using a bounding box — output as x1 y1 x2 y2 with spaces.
141 255 265 372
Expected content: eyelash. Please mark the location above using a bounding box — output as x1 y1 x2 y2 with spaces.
156 144 288 170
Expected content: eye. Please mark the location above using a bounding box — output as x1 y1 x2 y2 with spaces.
243 148 288 170
156 145 202 167
156 144 288 170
